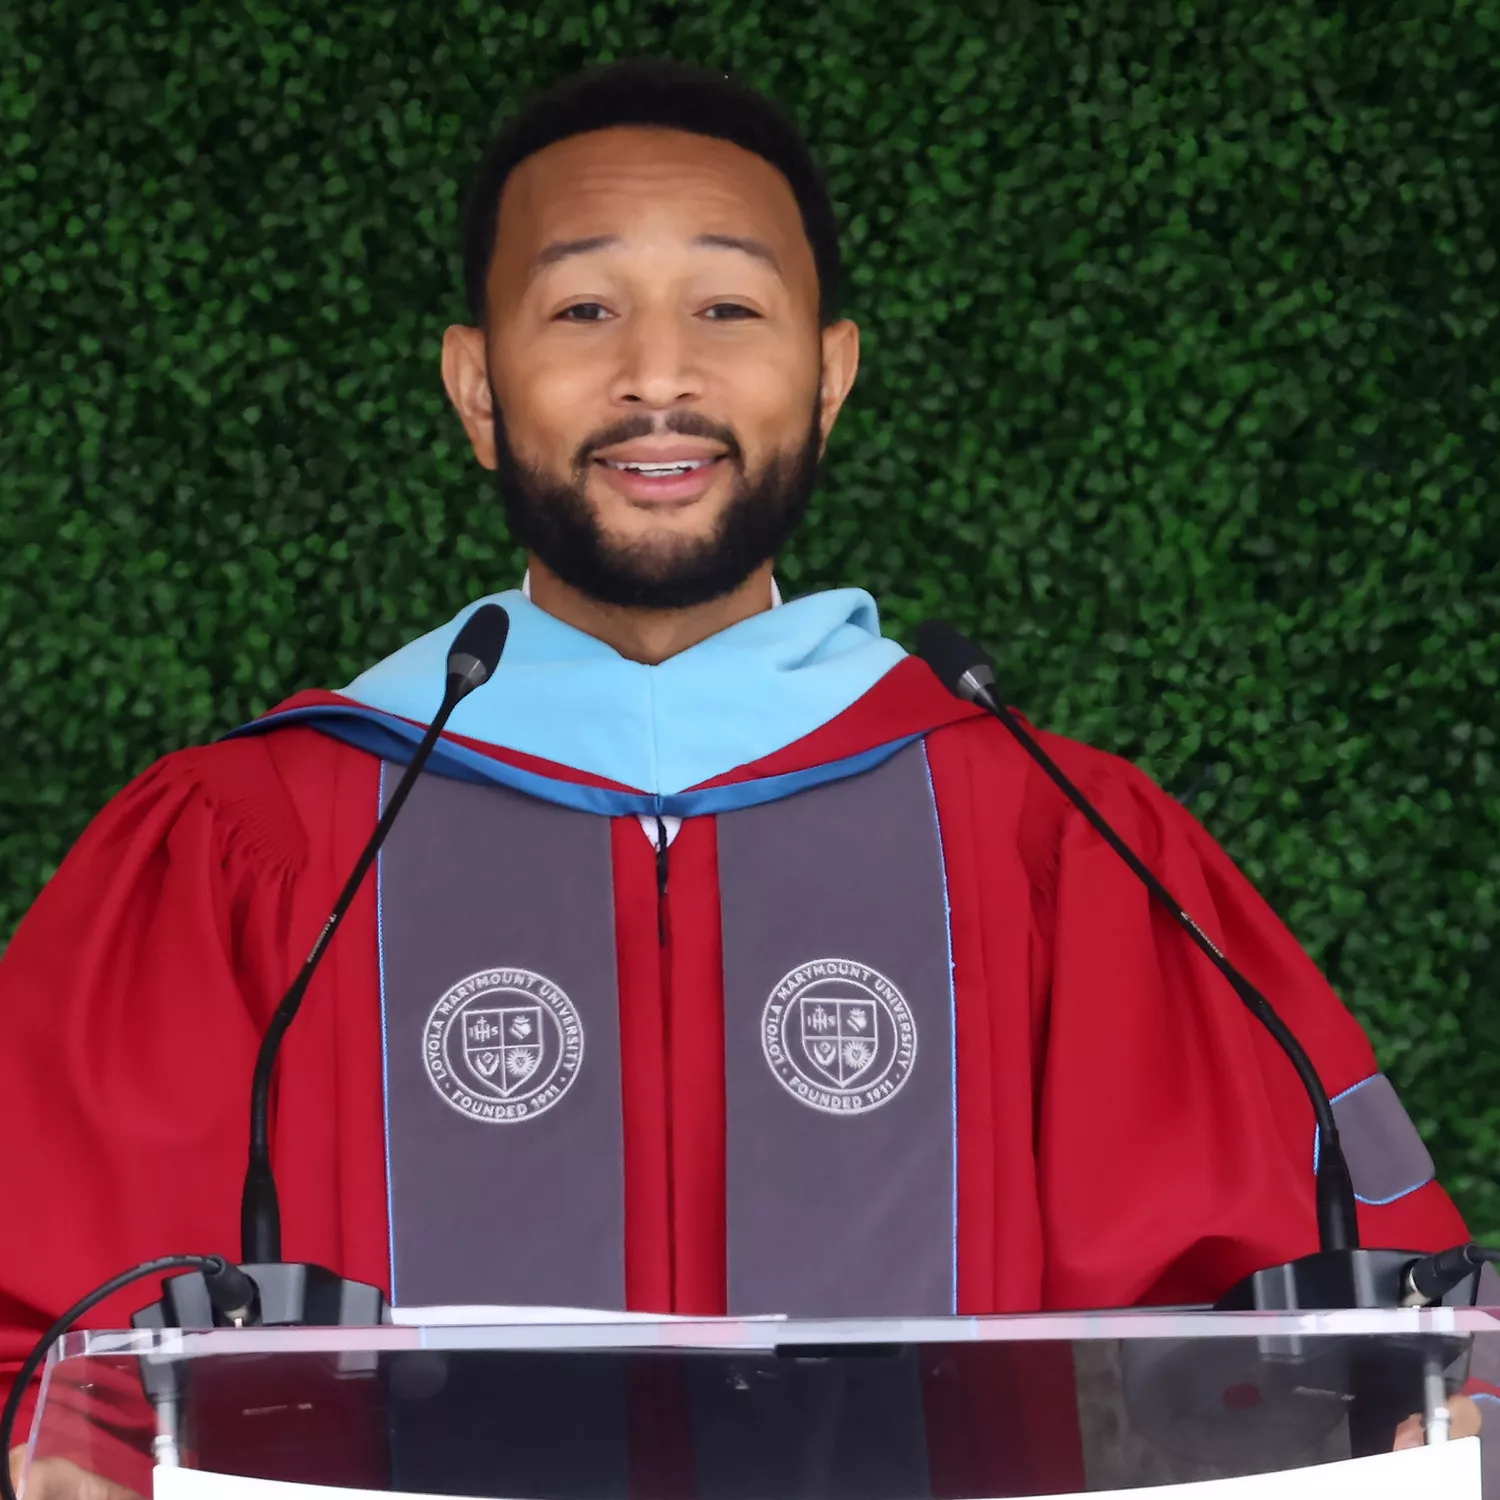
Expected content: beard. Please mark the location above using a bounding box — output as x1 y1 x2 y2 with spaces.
490 399 823 611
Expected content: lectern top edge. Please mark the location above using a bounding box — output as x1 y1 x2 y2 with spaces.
58 1303 1500 1364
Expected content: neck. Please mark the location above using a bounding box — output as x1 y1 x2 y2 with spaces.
526 558 777 665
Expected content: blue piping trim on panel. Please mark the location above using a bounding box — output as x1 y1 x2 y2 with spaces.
920 742 960 1315
1313 1073 1435 1207
375 761 398 1304
232 704 925 818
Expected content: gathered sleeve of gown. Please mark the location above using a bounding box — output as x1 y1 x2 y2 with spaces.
0 739 305 1487
1033 738 1468 1309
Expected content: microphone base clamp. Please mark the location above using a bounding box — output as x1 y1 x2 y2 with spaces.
1214 1247 1431 1313
133 1260 389 1333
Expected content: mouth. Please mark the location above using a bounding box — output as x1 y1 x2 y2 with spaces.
591 454 729 505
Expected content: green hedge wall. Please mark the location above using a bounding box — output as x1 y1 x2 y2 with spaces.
4 1 1498 1232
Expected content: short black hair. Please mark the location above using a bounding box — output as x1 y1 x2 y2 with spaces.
461 58 842 326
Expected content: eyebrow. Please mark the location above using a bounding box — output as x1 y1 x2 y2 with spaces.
692 233 783 275
530 231 784 277
533 234 620 270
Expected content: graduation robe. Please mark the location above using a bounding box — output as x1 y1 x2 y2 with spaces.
0 586 1474 1486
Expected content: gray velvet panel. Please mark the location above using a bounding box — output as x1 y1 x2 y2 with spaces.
717 742 957 1317
378 766 626 1309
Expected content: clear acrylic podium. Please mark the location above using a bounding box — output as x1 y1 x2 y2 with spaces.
19 1307 1500 1497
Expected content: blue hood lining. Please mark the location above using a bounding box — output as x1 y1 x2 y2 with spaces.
233 704 924 819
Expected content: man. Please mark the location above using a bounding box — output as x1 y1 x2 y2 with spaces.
1 57 1483 1492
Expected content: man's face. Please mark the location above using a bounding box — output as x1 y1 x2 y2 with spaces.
443 125 859 609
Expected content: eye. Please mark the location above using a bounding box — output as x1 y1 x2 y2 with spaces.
556 302 612 322
702 302 761 321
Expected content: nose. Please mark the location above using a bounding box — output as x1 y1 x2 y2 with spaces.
607 308 703 409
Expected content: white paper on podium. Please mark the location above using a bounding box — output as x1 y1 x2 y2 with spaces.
388 1305 784 1326
152 1434 1481 1500
389 1305 684 1326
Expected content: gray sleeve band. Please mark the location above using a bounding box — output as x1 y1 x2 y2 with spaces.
1317 1073 1435 1206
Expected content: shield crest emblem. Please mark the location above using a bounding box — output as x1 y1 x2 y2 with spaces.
463 1005 544 1097
796 995 878 1089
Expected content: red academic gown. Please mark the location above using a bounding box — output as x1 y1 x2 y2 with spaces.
0 657 1470 1487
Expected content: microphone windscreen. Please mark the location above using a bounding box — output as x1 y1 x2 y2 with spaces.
447 603 510 697
912 619 991 699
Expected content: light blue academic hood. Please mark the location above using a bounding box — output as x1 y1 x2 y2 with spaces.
340 587 908 796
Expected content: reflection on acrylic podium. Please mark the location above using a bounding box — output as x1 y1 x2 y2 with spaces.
20 1308 1496 1499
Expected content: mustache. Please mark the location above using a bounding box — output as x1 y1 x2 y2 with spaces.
572 411 744 470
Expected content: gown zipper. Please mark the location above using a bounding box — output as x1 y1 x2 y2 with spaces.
655 816 670 943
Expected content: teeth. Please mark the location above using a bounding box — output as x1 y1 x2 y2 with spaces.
605 459 712 475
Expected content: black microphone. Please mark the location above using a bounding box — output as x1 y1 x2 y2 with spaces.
915 619 1491 1455
912 621 1400 1295
135 604 510 1334
242 602 511 1262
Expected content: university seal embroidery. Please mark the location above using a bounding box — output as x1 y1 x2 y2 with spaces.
423 967 584 1123
761 958 917 1115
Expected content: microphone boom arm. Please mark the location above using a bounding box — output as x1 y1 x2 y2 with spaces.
241 694 461 1263
241 603 511 1266
916 630 1361 1256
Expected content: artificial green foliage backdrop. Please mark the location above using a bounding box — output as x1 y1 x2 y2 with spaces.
4 2 1499 1229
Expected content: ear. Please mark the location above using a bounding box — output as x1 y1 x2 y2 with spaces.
815 319 861 451
441 324 499 470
